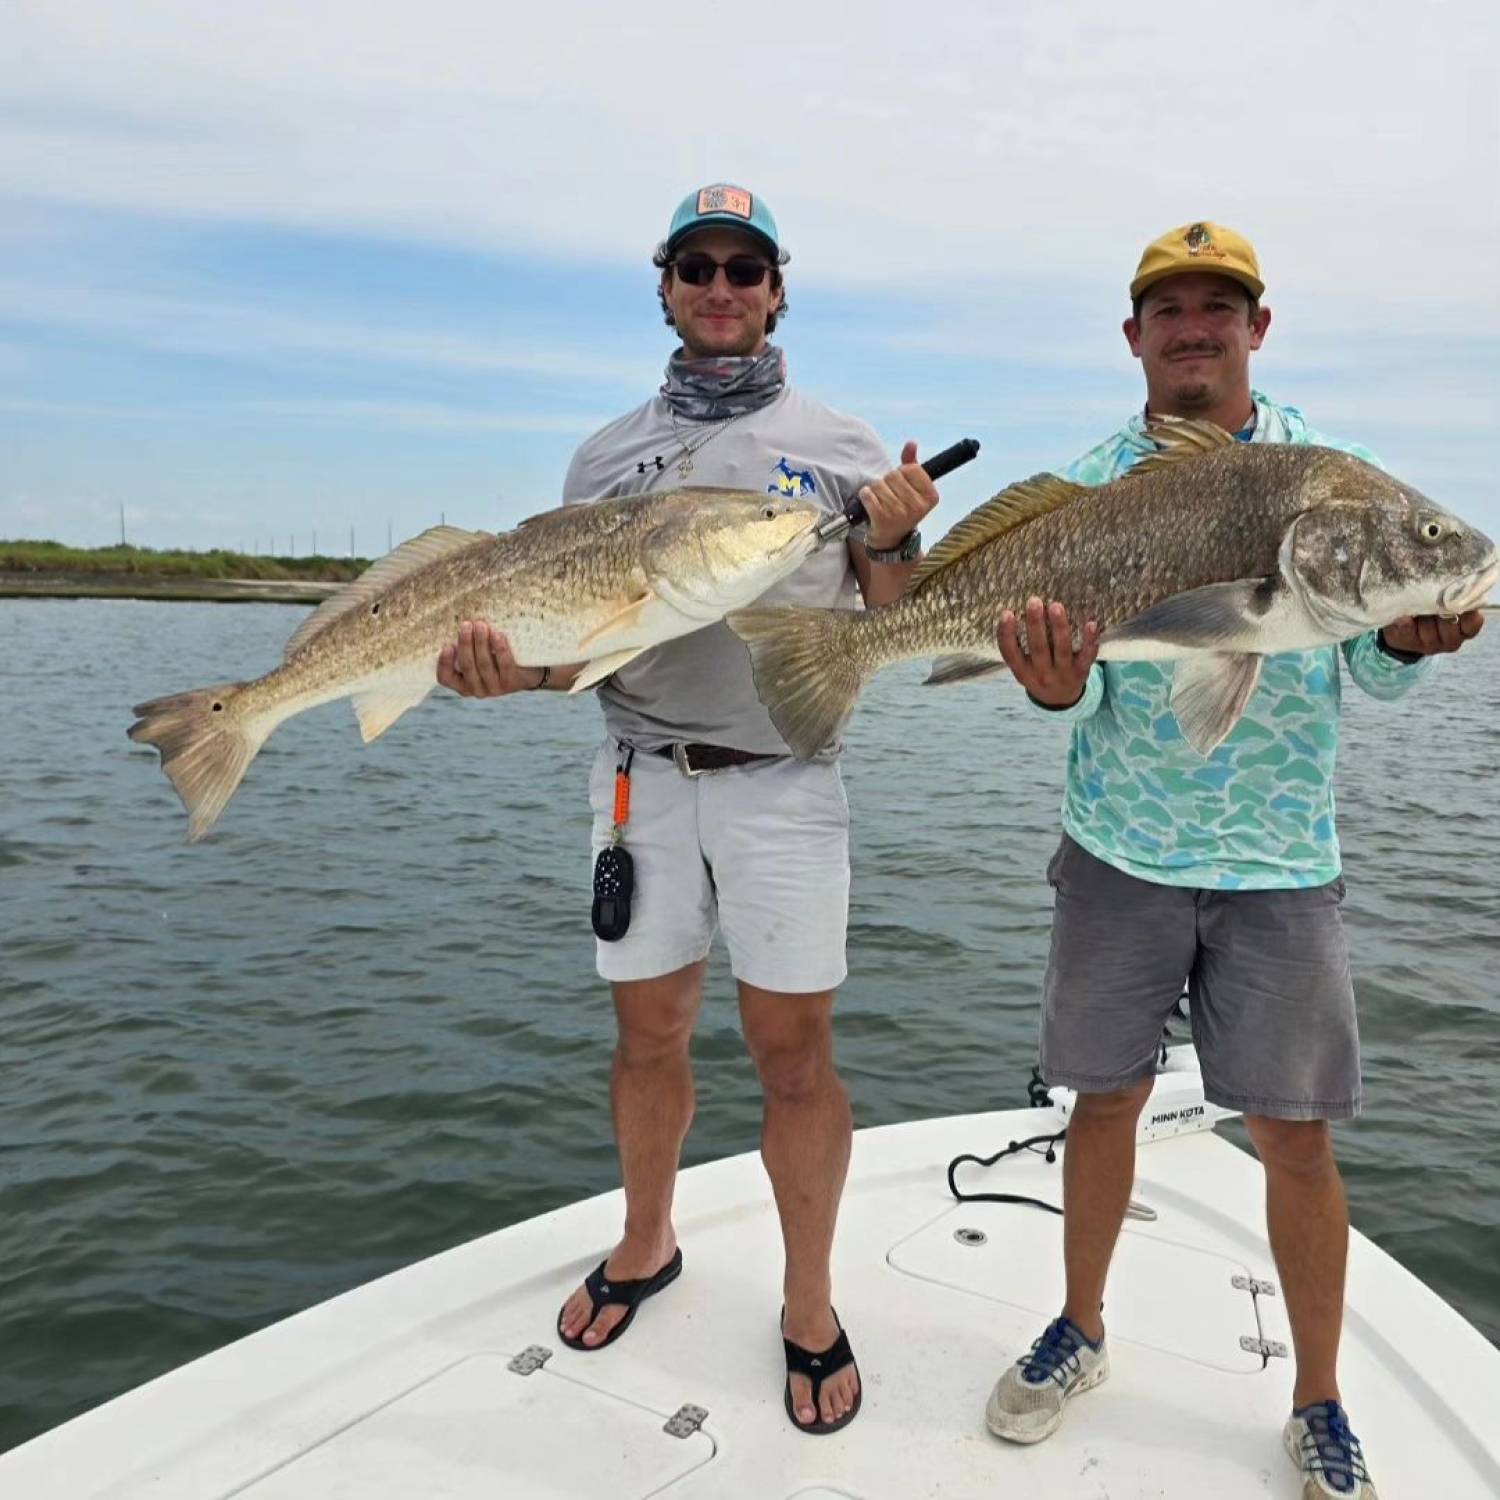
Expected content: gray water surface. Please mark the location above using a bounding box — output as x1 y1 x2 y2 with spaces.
2 598 1497 1452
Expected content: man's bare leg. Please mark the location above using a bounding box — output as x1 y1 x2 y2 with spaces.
558 961 704 1346
1060 1078 1155 1341
1244 1115 1347 1408
739 982 856 1428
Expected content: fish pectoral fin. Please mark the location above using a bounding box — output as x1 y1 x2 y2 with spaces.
1103 578 1276 651
923 653 1007 686
1170 652 1263 756
569 648 648 693
352 680 433 743
575 591 658 652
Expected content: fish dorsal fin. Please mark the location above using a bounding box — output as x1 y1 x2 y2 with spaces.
905 474 1084 595
284 525 490 659
1127 417 1237 476
516 498 642 534
516 503 587 532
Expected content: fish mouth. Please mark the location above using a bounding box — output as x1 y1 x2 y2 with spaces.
774 519 823 562
1440 559 1499 615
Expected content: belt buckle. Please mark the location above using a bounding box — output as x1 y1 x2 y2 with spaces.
671 742 710 778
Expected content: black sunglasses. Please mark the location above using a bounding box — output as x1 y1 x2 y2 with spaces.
671 253 772 288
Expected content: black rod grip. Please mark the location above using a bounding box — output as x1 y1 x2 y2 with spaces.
841 437 980 530
921 437 982 482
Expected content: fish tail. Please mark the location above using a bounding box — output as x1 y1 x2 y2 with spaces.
127 682 271 842
727 605 872 759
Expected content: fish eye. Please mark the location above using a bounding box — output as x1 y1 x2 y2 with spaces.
1419 518 1445 542
761 504 777 519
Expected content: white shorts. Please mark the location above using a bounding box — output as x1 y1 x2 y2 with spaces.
587 740 850 992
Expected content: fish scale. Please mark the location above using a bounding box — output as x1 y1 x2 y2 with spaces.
127 487 821 842
729 420 1496 761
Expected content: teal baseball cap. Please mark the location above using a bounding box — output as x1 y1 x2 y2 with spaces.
660 183 789 264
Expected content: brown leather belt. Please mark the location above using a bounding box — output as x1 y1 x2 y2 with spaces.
654 742 782 777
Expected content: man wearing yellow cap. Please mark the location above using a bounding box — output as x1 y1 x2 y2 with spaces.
983 222 1483 1497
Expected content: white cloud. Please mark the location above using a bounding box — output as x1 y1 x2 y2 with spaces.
0 281 653 385
243 397 609 434
2 1 1496 548
0 394 179 421
2 0 1497 328
0 391 608 435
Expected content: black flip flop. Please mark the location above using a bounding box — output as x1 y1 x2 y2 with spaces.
556 1247 683 1352
782 1309 862 1435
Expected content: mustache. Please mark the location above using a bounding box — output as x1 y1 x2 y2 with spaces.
1165 341 1223 358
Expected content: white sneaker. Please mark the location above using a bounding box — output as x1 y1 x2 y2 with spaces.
1283 1401 1379 1498
985 1315 1109 1444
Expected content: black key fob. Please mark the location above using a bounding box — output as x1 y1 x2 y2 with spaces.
592 844 634 942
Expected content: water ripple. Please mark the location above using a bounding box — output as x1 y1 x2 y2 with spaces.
1 599 1497 1452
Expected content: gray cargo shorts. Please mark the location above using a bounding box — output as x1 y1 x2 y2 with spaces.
1040 836 1361 1120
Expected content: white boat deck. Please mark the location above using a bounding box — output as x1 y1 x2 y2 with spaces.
6 1058 1498 1499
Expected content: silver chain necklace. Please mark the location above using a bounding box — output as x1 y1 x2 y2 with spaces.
667 406 745 479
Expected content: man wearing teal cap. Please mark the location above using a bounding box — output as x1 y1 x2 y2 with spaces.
438 183 941 1434
660 181 788 264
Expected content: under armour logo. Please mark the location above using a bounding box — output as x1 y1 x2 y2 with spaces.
810 1358 821 1367
600 1284 610 1293
636 456 666 475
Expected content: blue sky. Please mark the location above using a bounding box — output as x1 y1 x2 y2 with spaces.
2 1 1497 553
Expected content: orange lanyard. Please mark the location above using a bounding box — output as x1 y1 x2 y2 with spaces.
611 744 636 843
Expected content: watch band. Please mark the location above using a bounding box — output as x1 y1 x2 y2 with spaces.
1376 631 1423 665
865 528 922 564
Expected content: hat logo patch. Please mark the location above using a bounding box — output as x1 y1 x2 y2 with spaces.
698 186 752 219
1183 222 1226 260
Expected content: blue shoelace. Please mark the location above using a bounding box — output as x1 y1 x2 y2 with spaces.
1018 1316 1091 1388
1294 1401 1370 1494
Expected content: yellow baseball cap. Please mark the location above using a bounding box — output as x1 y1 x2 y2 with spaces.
1130 221 1264 301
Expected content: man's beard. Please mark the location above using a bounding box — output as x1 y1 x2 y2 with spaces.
684 313 762 359
1170 377 1215 410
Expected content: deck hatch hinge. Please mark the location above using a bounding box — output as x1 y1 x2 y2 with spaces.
507 1344 553 1376
1239 1335 1288 1360
1232 1274 1277 1296
664 1403 708 1438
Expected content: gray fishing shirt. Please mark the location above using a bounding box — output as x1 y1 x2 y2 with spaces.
562 386 890 754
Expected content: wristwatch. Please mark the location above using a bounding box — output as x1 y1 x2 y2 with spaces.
864 529 922 564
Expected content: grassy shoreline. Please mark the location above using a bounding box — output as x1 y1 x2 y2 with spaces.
0 541 365 603
0 540 369 582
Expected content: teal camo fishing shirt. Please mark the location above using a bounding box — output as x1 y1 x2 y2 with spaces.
1037 390 1434 890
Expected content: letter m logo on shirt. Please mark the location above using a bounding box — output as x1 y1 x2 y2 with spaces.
769 457 817 498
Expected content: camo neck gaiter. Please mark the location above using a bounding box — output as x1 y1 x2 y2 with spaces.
660 344 786 422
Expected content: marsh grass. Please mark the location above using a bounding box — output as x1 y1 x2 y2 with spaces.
0 541 369 582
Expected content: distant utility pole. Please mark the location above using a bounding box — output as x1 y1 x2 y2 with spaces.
440 510 446 526
312 529 318 556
